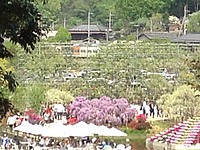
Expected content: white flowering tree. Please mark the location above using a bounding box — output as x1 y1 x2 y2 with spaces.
157 85 200 122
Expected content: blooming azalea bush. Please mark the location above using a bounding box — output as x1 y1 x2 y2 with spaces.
136 114 147 122
128 114 151 130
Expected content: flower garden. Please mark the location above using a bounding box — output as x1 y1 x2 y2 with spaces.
1 96 157 149
19 96 151 130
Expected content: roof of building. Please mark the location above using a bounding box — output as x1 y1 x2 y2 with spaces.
172 33 200 43
138 32 177 40
69 24 107 32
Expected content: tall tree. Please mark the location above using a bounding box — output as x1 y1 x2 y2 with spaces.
0 0 45 122
158 85 200 121
188 50 200 89
168 0 198 18
115 0 173 31
54 27 71 42
36 0 62 28
187 11 200 33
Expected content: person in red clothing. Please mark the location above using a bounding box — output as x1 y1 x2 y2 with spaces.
67 116 77 125
44 105 53 124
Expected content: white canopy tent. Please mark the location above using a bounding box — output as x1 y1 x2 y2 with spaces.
72 122 127 137
13 121 33 133
94 126 127 137
29 124 44 135
42 122 72 137
14 121 127 138
97 125 112 136
67 121 94 137
14 121 45 135
88 123 105 135
108 127 127 137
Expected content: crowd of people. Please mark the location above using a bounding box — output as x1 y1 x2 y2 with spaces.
6 101 77 131
2 99 161 150
6 100 162 133
39 101 72 124
1 132 131 150
140 100 161 118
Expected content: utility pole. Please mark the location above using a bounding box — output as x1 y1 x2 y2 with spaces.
88 10 91 45
63 17 66 28
106 11 112 43
109 11 112 32
150 19 153 32
86 10 91 98
134 25 140 41
178 5 187 37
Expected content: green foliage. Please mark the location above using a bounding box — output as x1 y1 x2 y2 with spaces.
0 0 45 54
148 120 174 135
115 0 171 28
121 127 147 135
187 50 200 89
10 83 47 112
133 17 149 27
14 46 66 81
0 0 45 98
66 17 83 27
36 0 61 27
146 13 163 31
151 120 174 129
33 0 200 34
31 0 200 37
54 27 71 42
56 42 196 101
12 42 200 109
126 35 136 41
157 85 200 121
0 0 48 116
44 88 74 103
168 0 197 18
187 11 200 33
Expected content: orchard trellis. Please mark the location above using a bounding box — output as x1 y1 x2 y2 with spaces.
86 42 197 102
13 42 200 105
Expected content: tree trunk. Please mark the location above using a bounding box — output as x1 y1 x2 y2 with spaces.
1 110 11 126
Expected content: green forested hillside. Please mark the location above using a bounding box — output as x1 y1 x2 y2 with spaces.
36 0 200 31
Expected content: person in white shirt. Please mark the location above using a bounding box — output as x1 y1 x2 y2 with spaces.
54 102 65 120
7 115 18 131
